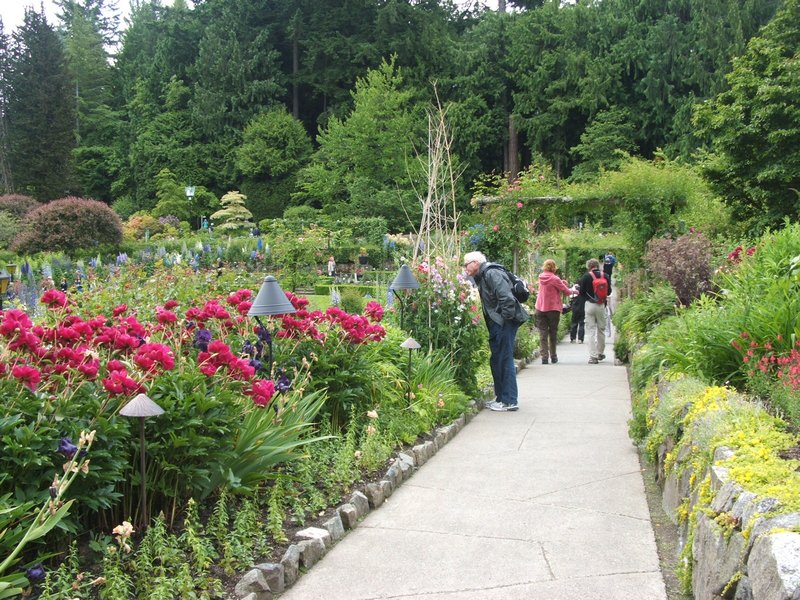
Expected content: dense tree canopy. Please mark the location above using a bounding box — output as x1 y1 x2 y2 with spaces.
694 0 800 230
0 0 789 229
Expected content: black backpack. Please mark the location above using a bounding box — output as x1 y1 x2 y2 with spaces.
485 264 530 303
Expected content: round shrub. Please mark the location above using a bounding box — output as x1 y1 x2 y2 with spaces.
11 196 123 254
0 194 42 219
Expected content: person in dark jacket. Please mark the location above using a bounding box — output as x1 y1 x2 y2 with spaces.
464 251 529 412
568 283 585 343
577 258 611 364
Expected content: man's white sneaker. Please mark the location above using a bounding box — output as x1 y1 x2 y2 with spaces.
487 401 518 412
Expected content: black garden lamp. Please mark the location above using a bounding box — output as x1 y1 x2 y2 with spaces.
6 263 16 282
0 268 11 310
389 264 419 330
401 337 421 404
248 275 296 372
119 393 164 529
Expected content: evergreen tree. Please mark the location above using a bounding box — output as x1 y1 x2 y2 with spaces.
0 20 13 193
211 190 255 234
6 8 76 200
694 0 800 230
61 5 120 201
293 58 426 231
235 107 312 221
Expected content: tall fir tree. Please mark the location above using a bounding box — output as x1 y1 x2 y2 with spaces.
6 8 76 200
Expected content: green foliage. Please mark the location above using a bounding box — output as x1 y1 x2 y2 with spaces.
339 288 366 314
220 496 263 575
11 196 123 254
595 156 707 255
613 284 678 363
267 220 327 291
152 168 191 221
5 9 76 200
236 107 312 221
201 390 328 498
569 108 637 182
694 0 800 231
397 260 486 397
0 212 21 249
293 57 426 231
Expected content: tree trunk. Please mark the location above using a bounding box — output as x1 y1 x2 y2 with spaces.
292 35 299 119
507 113 519 182
498 0 507 12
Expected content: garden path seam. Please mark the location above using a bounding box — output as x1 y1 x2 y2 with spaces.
238 338 667 600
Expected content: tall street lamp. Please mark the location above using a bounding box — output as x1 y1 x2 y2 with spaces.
185 186 196 228
247 275 297 372
389 264 419 330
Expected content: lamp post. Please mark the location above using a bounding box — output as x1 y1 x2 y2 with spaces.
247 275 297 372
6 263 16 282
0 268 10 311
185 186 196 228
389 264 419 330
119 393 164 529
401 337 421 403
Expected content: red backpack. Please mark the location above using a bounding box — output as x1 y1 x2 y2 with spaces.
590 271 608 303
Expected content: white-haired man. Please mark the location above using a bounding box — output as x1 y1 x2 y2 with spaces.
463 251 529 411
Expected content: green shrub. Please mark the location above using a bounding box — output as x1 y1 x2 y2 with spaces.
11 196 123 254
0 211 21 249
339 288 365 314
613 284 678 363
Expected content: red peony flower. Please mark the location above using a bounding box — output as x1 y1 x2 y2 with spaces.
41 289 67 309
12 364 41 391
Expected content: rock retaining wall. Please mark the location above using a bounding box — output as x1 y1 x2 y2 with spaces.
657 440 800 600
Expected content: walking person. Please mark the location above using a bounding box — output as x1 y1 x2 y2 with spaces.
568 283 585 343
533 259 572 364
463 251 529 412
327 255 337 278
577 258 611 364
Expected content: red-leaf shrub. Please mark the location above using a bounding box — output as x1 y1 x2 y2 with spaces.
0 194 42 219
11 196 123 253
644 230 713 306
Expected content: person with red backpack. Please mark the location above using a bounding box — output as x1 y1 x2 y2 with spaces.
577 258 612 364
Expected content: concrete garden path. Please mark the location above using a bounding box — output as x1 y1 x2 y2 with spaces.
279 337 667 599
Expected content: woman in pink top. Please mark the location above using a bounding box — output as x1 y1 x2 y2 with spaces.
533 259 573 364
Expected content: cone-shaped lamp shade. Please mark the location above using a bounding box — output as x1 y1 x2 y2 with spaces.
120 393 165 417
248 275 297 317
390 264 420 290
400 337 421 350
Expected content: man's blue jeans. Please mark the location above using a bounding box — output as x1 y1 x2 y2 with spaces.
487 319 520 406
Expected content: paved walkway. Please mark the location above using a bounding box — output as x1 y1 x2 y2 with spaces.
280 337 667 599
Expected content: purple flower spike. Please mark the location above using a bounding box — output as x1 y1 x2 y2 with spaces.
26 564 45 582
57 437 78 459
